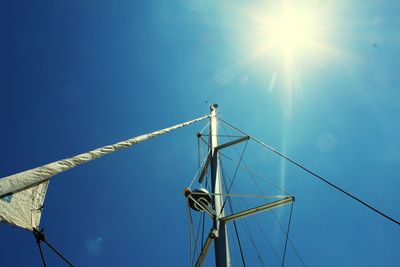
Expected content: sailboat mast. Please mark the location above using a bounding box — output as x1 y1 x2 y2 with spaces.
209 104 231 267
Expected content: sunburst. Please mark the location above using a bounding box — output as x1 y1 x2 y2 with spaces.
216 1 344 117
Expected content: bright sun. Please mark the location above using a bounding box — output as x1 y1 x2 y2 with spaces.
216 1 340 117
267 6 316 56
242 3 329 116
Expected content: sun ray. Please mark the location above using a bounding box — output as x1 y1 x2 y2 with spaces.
214 1 352 117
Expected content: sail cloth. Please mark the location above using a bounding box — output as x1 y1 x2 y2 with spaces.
0 181 49 231
0 115 209 231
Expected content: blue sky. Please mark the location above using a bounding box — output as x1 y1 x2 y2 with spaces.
1 0 400 266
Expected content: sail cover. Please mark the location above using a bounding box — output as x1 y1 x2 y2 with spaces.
0 115 209 230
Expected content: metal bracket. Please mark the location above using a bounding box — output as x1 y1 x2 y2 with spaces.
194 229 218 267
187 194 216 217
215 136 249 151
220 196 294 223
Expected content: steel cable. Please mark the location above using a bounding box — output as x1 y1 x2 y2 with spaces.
219 118 400 226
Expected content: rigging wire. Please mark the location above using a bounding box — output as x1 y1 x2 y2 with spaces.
221 159 290 267
187 131 211 266
188 150 210 189
201 211 205 249
188 201 203 266
220 121 282 199
230 182 284 264
235 158 306 266
282 202 294 267
218 118 400 226
189 117 303 266
231 155 306 265
33 229 74 267
199 121 210 136
241 220 266 267
201 126 211 253
232 220 247 267
41 240 74 267
219 121 290 197
199 135 211 148
220 161 247 267
36 240 47 267
188 167 202 189
269 209 307 267
219 140 248 216
192 205 206 264
186 201 194 267
198 134 200 170
219 121 306 267
205 129 210 188
194 208 205 260
229 170 307 267
218 122 290 197
219 152 290 196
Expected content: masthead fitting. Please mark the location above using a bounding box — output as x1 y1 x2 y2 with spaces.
210 103 218 112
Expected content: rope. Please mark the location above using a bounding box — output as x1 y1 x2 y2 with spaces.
36 241 47 267
33 228 74 267
219 118 400 226
282 202 294 267
42 240 74 267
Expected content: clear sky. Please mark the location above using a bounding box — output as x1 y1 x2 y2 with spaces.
1 0 399 266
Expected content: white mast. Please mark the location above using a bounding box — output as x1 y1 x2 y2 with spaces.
209 104 231 267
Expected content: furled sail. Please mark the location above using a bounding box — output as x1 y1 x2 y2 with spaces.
0 115 209 230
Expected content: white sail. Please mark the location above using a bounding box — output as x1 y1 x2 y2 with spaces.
0 182 48 230
0 115 208 230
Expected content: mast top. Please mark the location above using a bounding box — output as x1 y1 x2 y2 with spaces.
210 103 218 112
